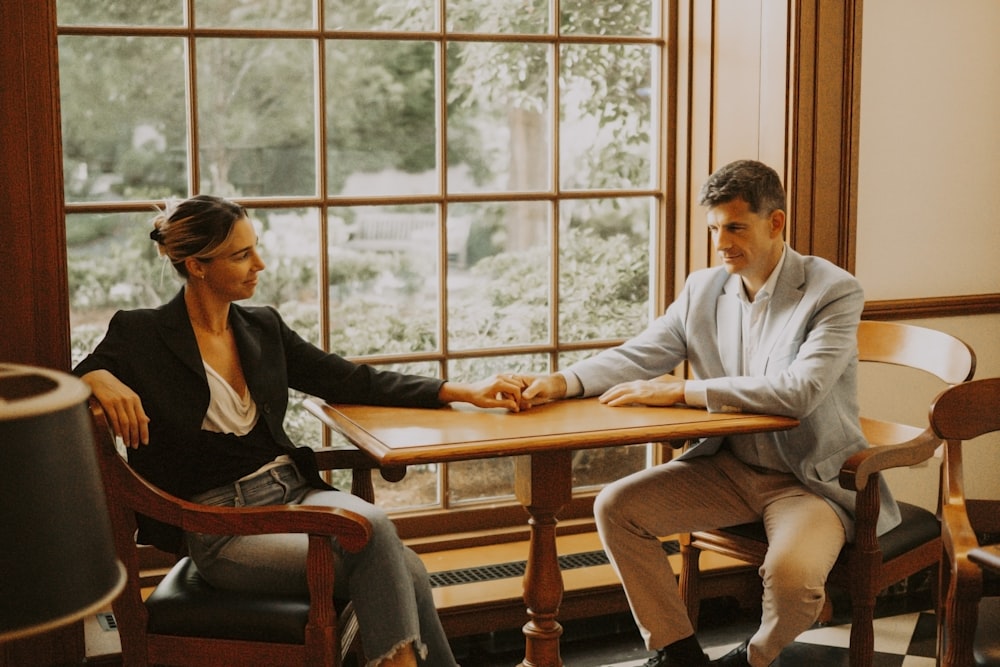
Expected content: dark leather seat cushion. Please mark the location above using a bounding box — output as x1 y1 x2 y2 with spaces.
146 557 311 644
974 596 1000 666
719 501 940 561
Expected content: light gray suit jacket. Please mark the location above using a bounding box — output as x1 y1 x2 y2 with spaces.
567 247 901 541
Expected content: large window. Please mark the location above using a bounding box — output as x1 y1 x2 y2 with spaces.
58 1 668 529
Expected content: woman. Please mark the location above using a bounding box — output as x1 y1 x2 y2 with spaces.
75 194 523 667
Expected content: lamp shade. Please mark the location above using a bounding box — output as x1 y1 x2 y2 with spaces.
0 364 125 642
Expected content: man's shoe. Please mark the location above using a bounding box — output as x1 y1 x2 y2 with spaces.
710 639 751 667
642 647 710 666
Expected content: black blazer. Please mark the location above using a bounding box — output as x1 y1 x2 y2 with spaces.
75 289 445 550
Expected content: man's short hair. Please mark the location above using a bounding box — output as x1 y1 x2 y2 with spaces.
698 160 786 215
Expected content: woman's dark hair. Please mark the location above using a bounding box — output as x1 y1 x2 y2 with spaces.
149 194 248 278
698 160 786 215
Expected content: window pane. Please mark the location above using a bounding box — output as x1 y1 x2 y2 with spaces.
198 38 316 197
447 0 549 34
554 350 652 492
196 0 314 28
67 211 183 366
59 36 188 202
368 360 442 511
559 197 651 343
280 199 325 458
287 389 324 451
445 354 547 505
560 43 654 190
572 444 648 489
560 0 656 37
328 205 440 356
325 0 435 32
374 464 439 510
327 40 438 197
57 0 183 26
447 42 550 194
449 354 549 383
448 458 514 504
447 201 551 350
248 208 322 343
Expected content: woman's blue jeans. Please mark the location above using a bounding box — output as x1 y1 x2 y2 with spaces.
185 462 458 667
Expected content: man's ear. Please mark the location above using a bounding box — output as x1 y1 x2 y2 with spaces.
769 209 786 237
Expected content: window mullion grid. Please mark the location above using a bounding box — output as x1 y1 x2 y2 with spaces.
549 34 562 373
316 0 331 447
439 21 451 512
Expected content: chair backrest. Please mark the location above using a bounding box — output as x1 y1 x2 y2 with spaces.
857 320 976 385
87 398 159 654
854 321 975 449
931 377 1000 666
930 377 1000 443
931 377 1000 533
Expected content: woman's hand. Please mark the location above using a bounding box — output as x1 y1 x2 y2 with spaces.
438 375 527 412
81 370 151 448
598 376 686 407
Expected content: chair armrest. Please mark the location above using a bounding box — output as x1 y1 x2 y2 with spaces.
313 447 407 483
90 399 372 552
941 503 984 582
838 420 941 492
313 447 379 471
179 503 372 552
112 457 372 551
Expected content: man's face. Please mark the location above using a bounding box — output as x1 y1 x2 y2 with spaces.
706 197 784 289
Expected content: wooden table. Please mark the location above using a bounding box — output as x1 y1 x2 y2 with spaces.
969 544 1000 573
306 397 798 667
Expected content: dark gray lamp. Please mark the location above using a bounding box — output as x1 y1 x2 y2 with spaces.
0 364 125 642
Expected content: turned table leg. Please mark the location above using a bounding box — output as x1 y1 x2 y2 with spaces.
514 450 573 667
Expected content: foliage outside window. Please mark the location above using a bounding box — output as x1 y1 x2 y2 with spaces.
58 0 665 521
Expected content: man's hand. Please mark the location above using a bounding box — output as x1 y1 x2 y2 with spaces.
517 373 568 410
81 369 150 448
599 376 686 407
438 375 527 412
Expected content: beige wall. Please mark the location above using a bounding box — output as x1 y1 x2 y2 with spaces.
857 0 1000 299
857 0 1000 506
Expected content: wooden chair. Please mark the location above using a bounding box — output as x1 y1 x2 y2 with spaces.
678 320 976 667
930 377 1000 667
88 398 375 667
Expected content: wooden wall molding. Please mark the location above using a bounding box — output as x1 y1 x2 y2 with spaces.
0 0 71 369
863 294 1000 321
787 0 864 271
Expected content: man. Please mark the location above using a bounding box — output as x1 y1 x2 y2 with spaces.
517 160 900 666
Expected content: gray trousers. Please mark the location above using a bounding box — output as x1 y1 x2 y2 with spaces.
594 448 846 667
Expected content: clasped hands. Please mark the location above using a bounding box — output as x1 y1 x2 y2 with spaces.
462 372 687 413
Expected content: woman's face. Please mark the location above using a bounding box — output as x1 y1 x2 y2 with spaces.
198 217 265 301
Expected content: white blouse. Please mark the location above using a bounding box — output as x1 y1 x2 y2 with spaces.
201 362 258 436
